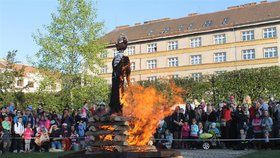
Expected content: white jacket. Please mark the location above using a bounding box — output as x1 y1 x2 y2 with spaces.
14 122 24 135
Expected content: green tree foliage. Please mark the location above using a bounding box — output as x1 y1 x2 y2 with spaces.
0 50 26 106
140 66 280 105
32 0 108 106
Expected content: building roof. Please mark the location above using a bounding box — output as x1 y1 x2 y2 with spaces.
104 1 280 45
0 60 36 74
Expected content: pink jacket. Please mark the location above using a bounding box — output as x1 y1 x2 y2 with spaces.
24 128 34 140
181 124 190 137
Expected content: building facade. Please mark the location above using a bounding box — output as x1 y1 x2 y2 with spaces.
99 1 280 83
0 60 61 93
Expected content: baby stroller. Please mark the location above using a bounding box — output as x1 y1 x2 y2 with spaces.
199 131 221 150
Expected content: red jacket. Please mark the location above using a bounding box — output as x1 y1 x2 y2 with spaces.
249 106 258 120
222 107 232 121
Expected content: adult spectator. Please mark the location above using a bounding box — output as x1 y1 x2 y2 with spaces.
13 117 24 153
49 121 63 151
171 106 184 149
258 97 268 116
249 102 259 121
2 115 12 153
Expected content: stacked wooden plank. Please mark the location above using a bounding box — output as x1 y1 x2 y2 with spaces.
86 115 157 153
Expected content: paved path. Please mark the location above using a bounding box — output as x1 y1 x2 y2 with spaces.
177 149 255 158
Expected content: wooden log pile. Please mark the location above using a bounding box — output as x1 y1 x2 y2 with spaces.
86 115 157 153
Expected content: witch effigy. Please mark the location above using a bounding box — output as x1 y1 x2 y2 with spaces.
109 35 131 115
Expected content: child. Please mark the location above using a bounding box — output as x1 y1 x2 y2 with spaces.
70 126 80 151
198 122 204 136
181 121 190 149
190 118 199 149
23 123 34 152
252 113 262 138
163 129 173 149
208 123 220 136
262 110 273 149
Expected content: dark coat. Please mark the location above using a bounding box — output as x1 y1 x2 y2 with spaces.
109 56 130 114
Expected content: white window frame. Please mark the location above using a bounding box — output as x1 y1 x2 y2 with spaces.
242 30 254 41
113 49 117 57
168 41 178 50
127 46 135 55
264 47 278 58
243 49 255 60
190 55 202 65
214 52 227 63
214 34 226 44
168 57 179 67
191 73 202 81
147 60 157 69
147 43 157 53
263 27 277 38
190 37 202 48
100 66 107 74
17 79 24 87
147 76 157 81
215 71 226 75
130 62 136 70
169 74 179 79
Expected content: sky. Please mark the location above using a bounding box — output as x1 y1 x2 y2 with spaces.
0 0 273 64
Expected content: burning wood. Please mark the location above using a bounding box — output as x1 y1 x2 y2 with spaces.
87 140 128 146
86 130 128 136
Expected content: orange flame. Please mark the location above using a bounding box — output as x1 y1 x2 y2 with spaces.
103 135 113 141
99 125 115 131
122 81 184 146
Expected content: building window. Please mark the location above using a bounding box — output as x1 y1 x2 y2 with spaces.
214 52 226 63
242 30 254 41
100 51 108 58
168 41 178 50
147 76 157 81
127 46 135 55
147 60 157 69
214 34 226 44
215 71 226 75
168 74 179 79
100 66 107 74
263 27 277 38
190 37 202 48
147 43 157 53
113 49 117 57
264 47 278 58
191 73 202 81
28 81 34 88
243 49 255 60
168 57 179 67
190 55 202 65
130 62 136 70
203 20 213 27
17 79 23 87
222 17 229 25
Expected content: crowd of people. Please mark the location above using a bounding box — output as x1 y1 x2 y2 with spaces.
1 95 280 154
0 101 107 154
155 95 280 150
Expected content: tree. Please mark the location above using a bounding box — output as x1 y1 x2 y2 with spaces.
33 0 107 104
0 50 26 105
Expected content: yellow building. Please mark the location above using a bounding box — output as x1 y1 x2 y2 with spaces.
99 1 280 83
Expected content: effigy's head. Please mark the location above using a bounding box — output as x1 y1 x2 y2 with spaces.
116 34 128 51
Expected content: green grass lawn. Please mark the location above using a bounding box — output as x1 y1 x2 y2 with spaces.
238 150 280 158
1 151 74 158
